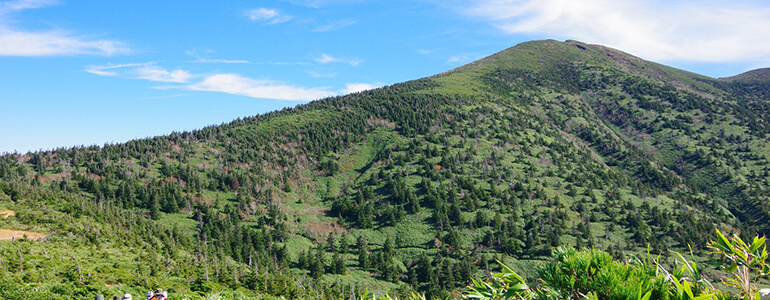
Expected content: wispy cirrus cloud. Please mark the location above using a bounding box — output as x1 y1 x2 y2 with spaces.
245 8 293 24
84 62 153 76
458 0 770 63
315 53 362 66
313 19 356 32
417 49 435 55
135 66 192 83
186 74 337 101
185 49 251 64
0 0 57 14
86 63 191 83
0 0 130 56
447 54 469 64
0 28 130 56
447 52 486 64
87 62 338 101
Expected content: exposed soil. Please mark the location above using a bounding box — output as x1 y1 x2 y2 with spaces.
0 210 46 240
302 220 346 240
0 229 46 241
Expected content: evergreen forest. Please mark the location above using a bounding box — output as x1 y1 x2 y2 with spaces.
1 40 770 299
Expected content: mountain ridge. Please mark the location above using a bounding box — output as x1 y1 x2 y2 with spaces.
0 39 769 299
722 68 770 82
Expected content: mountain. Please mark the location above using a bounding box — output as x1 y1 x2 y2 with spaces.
1 39 769 299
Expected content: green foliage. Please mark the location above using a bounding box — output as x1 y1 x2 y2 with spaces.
465 261 531 299
708 229 770 299
461 229 770 300
537 248 669 299
2 40 770 298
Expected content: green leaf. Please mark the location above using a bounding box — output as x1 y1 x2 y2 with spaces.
638 287 652 300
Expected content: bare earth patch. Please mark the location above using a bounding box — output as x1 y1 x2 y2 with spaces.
0 210 15 218
302 221 346 241
37 172 71 184
299 206 327 216
0 229 46 241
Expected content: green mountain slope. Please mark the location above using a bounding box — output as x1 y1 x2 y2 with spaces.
1 40 769 299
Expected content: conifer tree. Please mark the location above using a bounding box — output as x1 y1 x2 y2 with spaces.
151 197 161 220
338 233 349 253
357 236 370 270
326 232 336 252
330 252 345 274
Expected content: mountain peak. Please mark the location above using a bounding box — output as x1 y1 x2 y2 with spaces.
432 39 712 95
440 39 666 80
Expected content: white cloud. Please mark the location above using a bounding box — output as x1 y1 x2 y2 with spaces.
246 8 278 20
315 53 362 66
0 0 57 14
447 54 469 63
87 64 337 100
340 83 379 94
85 68 117 76
0 28 130 56
313 19 356 32
0 1 129 56
186 49 251 64
186 74 337 101
315 53 336 64
135 66 192 83
447 53 487 64
245 8 293 24
460 0 770 62
85 63 190 83
85 62 153 76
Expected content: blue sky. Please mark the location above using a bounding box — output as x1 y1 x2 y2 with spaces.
1 0 769 154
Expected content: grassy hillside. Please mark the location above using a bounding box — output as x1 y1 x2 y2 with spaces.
1 39 769 299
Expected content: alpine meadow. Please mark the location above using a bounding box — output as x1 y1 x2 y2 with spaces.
2 40 770 299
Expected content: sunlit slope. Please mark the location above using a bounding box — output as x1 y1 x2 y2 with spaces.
1 39 769 298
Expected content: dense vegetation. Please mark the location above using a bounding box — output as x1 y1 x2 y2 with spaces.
0 39 769 299
465 229 770 300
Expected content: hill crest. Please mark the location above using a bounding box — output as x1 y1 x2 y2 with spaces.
1 39 770 299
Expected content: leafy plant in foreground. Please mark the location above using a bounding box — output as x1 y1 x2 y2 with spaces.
537 248 669 300
708 229 770 299
462 229 770 300
465 261 531 300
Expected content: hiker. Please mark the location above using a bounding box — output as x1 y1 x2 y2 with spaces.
148 289 167 300
145 291 153 300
